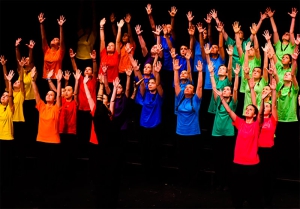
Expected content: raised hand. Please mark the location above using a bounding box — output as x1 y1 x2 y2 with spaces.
216 21 224 32
56 69 63 81
291 48 299 60
172 59 181 71
125 43 133 54
100 18 106 27
188 24 195 36
213 88 222 97
57 15 66 26
26 40 35 49
145 4 152 15
186 11 194 22
245 41 252 51
0 55 7 65
265 7 275 18
47 69 54 79
295 34 300 45
204 43 211 55
261 89 271 100
18 57 26 67
125 68 133 76
250 23 257 35
117 19 124 28
195 60 203 72
132 59 140 71
5 70 15 82
233 64 241 75
226 45 234 56
262 30 272 41
210 9 218 20
288 7 298 18
261 43 269 53
69 48 76 58
110 13 116 23
124 13 131 23
102 64 108 74
185 49 192 60
135 25 143 35
248 78 255 89
196 22 206 33
73 69 82 80
98 74 104 83
113 77 120 87
260 11 268 20
152 25 162 36
269 77 276 90
31 67 37 79
153 61 162 73
170 48 177 59
90 50 96 60
232 21 241 33
208 62 214 73
15 38 22 47
38 13 45 23
204 13 212 24
244 66 250 75
83 75 89 84
63 70 71 80
168 6 177 17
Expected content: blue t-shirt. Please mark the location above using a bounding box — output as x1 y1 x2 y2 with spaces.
135 74 154 105
174 80 193 115
175 90 201 135
194 41 209 72
160 35 175 71
204 55 225 89
140 90 163 128
177 55 193 74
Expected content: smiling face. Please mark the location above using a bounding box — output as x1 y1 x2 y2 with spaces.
262 86 271 96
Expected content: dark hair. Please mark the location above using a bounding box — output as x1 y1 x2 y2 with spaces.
282 54 292 67
246 104 259 121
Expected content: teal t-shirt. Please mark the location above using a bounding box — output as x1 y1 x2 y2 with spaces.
212 96 237 136
239 53 261 93
276 81 299 122
208 77 232 114
243 77 267 115
274 40 295 63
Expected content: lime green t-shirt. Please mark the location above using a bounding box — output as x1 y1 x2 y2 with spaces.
239 54 261 93
212 96 237 136
208 77 232 114
243 77 267 115
276 81 299 122
274 41 295 63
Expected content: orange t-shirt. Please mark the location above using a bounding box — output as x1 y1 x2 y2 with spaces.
42 45 65 79
36 100 61 143
118 42 136 73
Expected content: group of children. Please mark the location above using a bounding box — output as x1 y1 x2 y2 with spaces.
1 3 300 208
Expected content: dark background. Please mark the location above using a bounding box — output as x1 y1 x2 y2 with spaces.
0 0 300 92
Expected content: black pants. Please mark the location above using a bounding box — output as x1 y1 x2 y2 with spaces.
231 163 262 208
212 136 235 188
77 110 92 158
0 140 14 190
258 147 276 207
176 134 201 186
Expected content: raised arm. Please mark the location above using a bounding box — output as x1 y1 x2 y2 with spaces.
233 64 240 103
214 88 237 121
173 59 182 96
250 24 261 59
265 7 279 44
216 21 226 60
291 48 299 88
15 38 22 64
131 77 145 100
208 62 218 100
69 48 78 73
261 43 270 82
204 12 213 44
233 21 243 58
46 70 57 92
83 75 95 112
196 22 207 61
110 13 117 39
195 60 203 99
90 49 98 78
185 49 193 82
188 24 196 58
57 15 66 52
30 67 41 104
5 70 15 113
0 55 8 91
73 69 81 104
101 65 111 95
226 45 233 83
38 13 48 50
99 18 106 52
169 6 177 40
135 24 148 57
125 68 133 98
110 77 120 116
17 57 26 94
26 40 36 69
145 4 156 33
63 70 71 87
249 11 268 41
248 77 257 107
288 7 298 46
153 61 163 97
116 19 124 54
269 77 278 120
210 9 226 41
124 13 135 45
55 70 62 107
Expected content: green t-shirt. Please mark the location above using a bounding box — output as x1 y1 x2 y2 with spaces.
243 77 267 115
274 40 295 63
212 96 237 136
275 60 292 82
239 54 261 93
276 81 299 122
225 36 251 77
208 77 232 114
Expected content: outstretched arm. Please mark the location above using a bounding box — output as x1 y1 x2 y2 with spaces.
110 13 117 39
73 69 81 104
110 77 120 116
145 4 156 35
153 61 163 97
214 88 237 121
232 64 240 103
0 55 8 90
57 15 66 52
169 6 177 40
5 70 15 113
195 60 203 99
124 13 135 45
15 38 22 65
38 13 48 50
69 48 78 73
55 70 63 107
17 57 26 94
265 7 279 44
250 11 268 41
46 70 57 92
173 59 182 96
135 24 148 57
125 68 133 98
30 67 41 104
116 19 124 54
288 7 298 46
99 18 106 52
26 40 36 69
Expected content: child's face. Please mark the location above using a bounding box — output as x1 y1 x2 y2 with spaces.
61 88 66 97
222 86 232 97
180 70 188 79
64 86 73 99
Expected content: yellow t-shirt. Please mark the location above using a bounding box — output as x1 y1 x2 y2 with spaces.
22 71 35 100
13 91 25 122
0 104 14 140
76 31 96 60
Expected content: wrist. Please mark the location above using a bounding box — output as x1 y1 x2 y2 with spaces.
46 78 51 80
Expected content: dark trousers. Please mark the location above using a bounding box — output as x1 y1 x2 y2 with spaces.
77 110 92 158
176 134 201 186
231 163 262 208
212 136 235 188
0 140 14 190
258 147 276 207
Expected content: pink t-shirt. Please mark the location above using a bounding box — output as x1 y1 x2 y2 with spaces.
99 48 120 83
258 115 277 148
232 117 260 165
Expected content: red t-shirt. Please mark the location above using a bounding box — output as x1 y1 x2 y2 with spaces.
258 115 277 148
99 48 120 83
89 105 98 145
78 76 97 111
59 98 77 134
232 117 260 165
